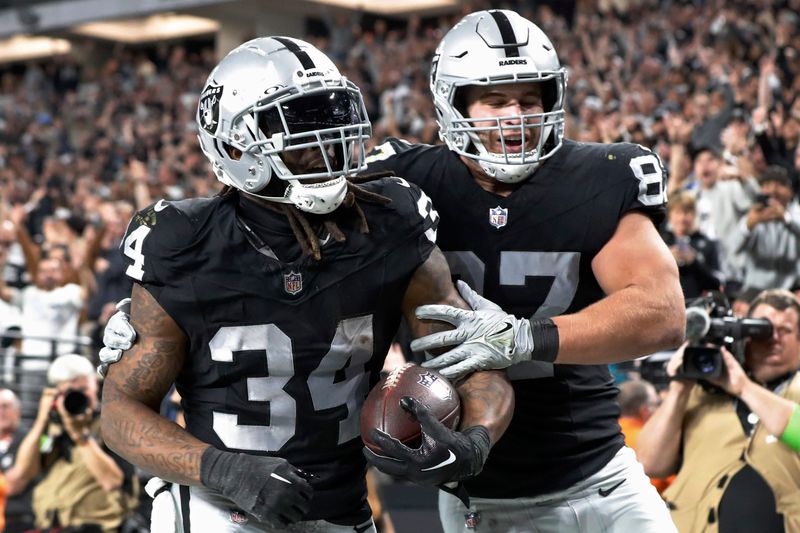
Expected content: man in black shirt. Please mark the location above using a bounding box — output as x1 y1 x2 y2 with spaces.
99 37 515 532
363 9 684 533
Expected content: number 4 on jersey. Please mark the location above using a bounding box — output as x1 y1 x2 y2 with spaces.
123 225 151 281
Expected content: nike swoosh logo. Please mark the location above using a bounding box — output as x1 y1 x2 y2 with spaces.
153 199 169 212
490 323 513 336
420 450 456 471
270 472 292 484
598 479 625 497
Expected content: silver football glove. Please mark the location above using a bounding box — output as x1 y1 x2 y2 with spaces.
413 281 535 380
97 298 136 378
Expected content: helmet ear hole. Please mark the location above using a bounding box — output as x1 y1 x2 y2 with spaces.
452 87 469 117
222 142 243 161
541 79 558 113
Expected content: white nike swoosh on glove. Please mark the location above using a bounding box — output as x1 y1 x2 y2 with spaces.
270 473 292 484
154 199 169 212
420 450 456 471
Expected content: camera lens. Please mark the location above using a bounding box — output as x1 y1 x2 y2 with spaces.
695 352 716 374
63 389 89 415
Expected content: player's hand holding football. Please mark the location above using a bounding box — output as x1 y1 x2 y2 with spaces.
200 447 313 527
413 281 558 379
363 396 490 485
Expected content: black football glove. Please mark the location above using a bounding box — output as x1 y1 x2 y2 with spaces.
200 447 313 527
362 396 490 486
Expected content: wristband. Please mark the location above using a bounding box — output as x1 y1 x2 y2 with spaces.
780 403 800 452
529 318 559 363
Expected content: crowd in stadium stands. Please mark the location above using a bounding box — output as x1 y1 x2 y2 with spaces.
0 0 797 530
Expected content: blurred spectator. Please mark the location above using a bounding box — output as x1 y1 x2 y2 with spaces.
0 389 34 533
690 74 736 153
661 191 724 299
732 165 800 294
0 238 89 413
637 290 800 533
12 255 87 361
0 219 27 291
617 379 674 494
84 200 134 324
753 55 800 190
683 146 759 280
7 354 137 532
0 222 21 338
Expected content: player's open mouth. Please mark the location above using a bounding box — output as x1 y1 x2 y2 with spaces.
495 137 529 153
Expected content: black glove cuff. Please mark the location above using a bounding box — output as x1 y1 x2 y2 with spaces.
462 425 491 479
530 318 559 363
200 446 230 492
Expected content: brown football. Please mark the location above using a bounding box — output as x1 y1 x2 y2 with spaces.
360 363 461 453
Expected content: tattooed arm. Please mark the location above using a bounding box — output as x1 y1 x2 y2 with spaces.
401 247 514 446
363 247 513 484
102 284 312 523
100 283 207 485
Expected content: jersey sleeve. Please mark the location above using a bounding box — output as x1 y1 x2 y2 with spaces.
119 200 195 287
364 137 415 172
614 144 668 225
369 176 439 266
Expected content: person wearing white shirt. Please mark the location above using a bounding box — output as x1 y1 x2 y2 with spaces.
732 166 800 293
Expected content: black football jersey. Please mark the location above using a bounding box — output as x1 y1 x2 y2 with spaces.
120 179 437 523
366 138 667 498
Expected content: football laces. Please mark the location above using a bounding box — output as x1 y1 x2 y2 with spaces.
382 362 415 390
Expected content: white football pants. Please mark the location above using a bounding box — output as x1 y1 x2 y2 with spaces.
438 446 676 533
146 478 376 533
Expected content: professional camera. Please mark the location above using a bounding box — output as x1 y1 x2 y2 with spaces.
49 388 91 425
680 293 773 380
62 388 90 415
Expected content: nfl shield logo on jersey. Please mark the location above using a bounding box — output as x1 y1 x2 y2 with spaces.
464 511 481 529
489 206 508 228
284 271 303 295
229 509 248 525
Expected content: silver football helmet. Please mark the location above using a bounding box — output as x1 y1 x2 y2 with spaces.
197 37 371 214
431 10 566 183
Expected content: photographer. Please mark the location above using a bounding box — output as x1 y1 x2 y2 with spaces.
733 165 800 293
638 290 800 532
8 354 137 532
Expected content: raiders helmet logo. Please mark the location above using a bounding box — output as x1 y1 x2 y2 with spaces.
199 84 223 134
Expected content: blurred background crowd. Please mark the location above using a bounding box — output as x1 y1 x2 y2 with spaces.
0 0 799 531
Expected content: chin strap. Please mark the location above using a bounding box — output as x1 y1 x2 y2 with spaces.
240 176 349 215
284 177 348 214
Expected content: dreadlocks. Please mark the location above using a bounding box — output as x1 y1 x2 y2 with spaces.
217 172 394 261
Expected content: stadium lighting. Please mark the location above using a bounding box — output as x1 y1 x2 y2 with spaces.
306 0 458 14
72 13 219 43
0 34 70 63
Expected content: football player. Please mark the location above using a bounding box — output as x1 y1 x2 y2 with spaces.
362 10 685 533
99 37 516 533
